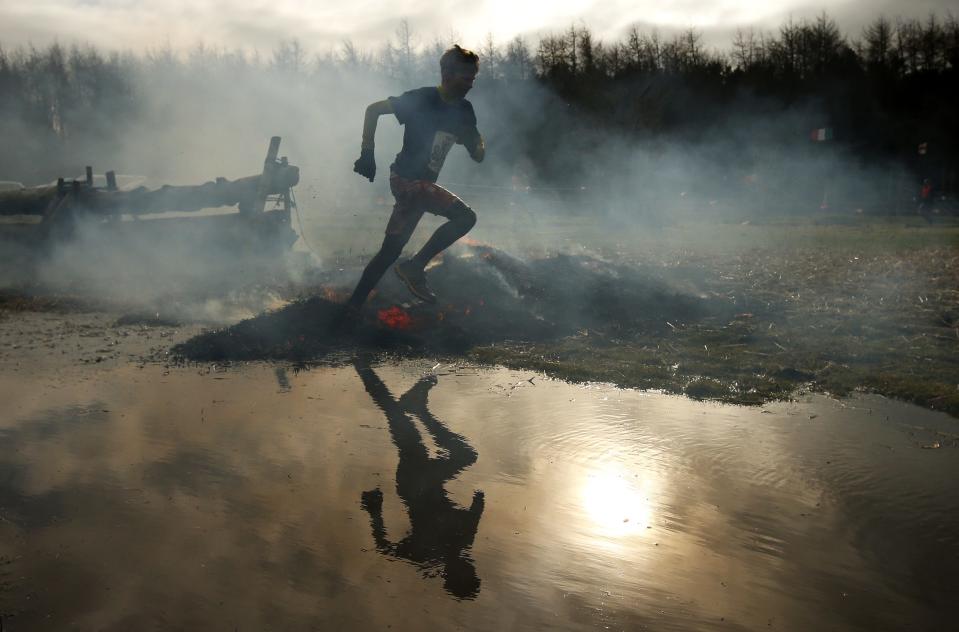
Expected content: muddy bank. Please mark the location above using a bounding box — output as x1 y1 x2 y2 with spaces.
3 219 958 417
171 240 959 417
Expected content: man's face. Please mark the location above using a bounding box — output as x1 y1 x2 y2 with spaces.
445 66 477 99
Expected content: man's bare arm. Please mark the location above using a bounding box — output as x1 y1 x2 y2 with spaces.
354 100 393 182
361 99 394 149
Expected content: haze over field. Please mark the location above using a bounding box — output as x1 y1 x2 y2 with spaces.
1 2 955 319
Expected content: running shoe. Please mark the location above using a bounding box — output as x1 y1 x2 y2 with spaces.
394 260 436 303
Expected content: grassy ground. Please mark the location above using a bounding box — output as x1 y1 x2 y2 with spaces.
464 214 959 416
5 211 958 417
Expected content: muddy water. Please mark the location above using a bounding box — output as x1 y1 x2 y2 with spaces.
1 359 957 631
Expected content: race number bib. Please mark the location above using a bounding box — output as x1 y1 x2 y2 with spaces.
427 131 457 175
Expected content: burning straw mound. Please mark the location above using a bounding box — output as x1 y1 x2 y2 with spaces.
174 243 735 362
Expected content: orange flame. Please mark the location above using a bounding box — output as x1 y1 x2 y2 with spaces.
377 306 413 330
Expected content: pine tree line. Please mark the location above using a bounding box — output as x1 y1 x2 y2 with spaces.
1 13 956 195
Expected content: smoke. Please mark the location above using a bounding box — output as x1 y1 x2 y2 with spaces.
461 77 906 233
0 44 410 319
0 31 939 331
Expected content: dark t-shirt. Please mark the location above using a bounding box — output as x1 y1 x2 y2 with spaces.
388 87 480 182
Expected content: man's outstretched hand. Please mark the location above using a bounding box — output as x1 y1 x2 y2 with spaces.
353 147 376 182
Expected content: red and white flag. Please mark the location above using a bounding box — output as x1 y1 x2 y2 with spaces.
810 128 833 142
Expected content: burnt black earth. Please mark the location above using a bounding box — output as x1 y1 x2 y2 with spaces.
173 244 739 362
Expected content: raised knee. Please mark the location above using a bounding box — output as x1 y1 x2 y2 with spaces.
455 203 477 230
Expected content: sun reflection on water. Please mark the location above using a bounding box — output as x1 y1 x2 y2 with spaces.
581 465 655 539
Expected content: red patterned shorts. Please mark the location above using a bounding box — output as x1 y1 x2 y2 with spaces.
386 172 467 237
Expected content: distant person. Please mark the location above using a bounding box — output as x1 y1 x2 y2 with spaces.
917 178 933 216
344 45 485 314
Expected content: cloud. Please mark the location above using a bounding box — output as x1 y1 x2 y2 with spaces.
1 0 955 54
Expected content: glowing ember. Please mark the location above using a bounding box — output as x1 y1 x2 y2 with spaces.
377 306 413 330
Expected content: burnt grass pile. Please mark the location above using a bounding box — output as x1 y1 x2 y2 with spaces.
174 239 959 417
173 243 735 362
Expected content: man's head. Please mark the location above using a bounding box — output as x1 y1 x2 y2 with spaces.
440 45 479 99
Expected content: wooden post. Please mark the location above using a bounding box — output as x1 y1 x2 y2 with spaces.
105 171 117 191
86 166 93 186
249 136 282 214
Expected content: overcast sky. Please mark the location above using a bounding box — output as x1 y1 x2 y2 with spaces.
0 1 954 55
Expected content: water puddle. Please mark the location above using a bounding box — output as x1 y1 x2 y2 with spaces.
1 359 956 630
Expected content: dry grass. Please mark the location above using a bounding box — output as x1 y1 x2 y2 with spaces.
472 218 959 416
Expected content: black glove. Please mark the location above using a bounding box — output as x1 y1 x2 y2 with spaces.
353 147 376 182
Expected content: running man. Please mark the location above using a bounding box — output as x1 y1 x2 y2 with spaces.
345 45 485 309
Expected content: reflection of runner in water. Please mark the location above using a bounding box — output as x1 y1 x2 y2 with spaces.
354 357 485 600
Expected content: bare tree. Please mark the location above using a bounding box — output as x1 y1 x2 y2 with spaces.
481 32 498 80
732 28 757 69
577 27 596 76
920 13 945 71
339 39 364 69
945 14 959 71
503 36 532 82
895 18 922 74
815 13 845 72
862 16 895 71
394 19 415 83
271 39 305 73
